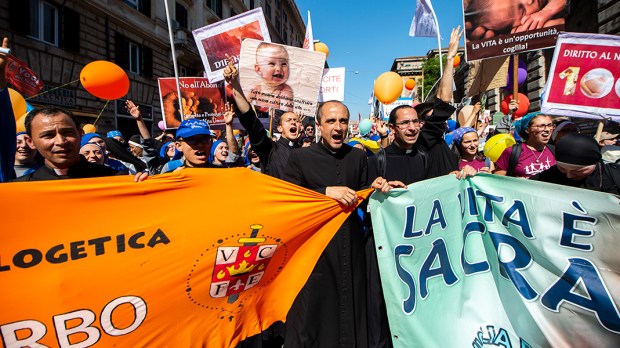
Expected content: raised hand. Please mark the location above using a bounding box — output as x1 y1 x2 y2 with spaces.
447 26 464 60
223 102 235 125
223 54 238 84
125 100 141 120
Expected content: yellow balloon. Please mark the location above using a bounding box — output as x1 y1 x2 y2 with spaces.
8 88 27 120
15 113 28 133
314 42 329 59
83 124 97 134
483 134 516 162
374 72 403 104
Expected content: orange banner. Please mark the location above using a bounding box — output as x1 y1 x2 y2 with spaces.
0 169 371 347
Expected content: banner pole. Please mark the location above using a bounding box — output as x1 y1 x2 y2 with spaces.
594 118 605 142
432 10 443 77
512 54 518 118
269 108 274 136
163 0 185 120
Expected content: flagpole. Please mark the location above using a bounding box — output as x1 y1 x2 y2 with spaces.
431 9 443 76
163 0 185 120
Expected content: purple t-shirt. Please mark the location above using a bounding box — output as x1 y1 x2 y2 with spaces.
459 158 487 172
495 143 556 178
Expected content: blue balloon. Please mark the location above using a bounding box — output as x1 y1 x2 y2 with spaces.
359 119 372 136
26 101 34 112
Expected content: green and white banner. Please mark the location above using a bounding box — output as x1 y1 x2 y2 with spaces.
370 175 620 347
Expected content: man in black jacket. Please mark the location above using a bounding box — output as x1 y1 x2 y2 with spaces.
283 100 391 348
14 107 147 182
223 57 300 180
369 26 463 186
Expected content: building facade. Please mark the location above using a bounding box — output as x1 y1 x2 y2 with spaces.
387 0 619 122
1 0 306 137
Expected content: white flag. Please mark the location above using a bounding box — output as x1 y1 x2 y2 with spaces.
409 0 438 37
303 11 314 51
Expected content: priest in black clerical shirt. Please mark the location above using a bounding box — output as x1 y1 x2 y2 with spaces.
283 100 392 348
368 27 464 186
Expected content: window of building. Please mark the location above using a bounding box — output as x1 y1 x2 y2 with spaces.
29 0 58 46
275 0 280 8
124 0 138 9
231 9 237 17
179 65 197 77
207 0 223 18
115 33 153 78
15 0 80 51
124 0 151 17
249 0 255 9
129 42 141 74
283 31 287 44
265 1 271 19
275 17 281 33
176 2 188 29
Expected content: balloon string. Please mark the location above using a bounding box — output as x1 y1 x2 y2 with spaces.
92 99 110 126
25 79 80 100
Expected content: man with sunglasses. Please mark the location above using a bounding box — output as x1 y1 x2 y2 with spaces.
159 119 219 173
303 124 315 143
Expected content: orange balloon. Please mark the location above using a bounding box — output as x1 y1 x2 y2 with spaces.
405 78 416 90
83 124 97 134
314 42 329 59
80 61 130 100
8 88 27 120
453 55 461 68
15 113 27 133
374 72 403 104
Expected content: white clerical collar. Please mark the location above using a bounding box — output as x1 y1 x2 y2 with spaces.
54 168 69 176
394 141 414 154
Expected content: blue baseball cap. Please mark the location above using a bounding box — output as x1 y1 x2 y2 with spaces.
176 119 216 139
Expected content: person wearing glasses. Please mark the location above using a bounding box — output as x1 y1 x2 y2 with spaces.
303 124 315 143
159 119 219 173
368 26 464 186
494 112 556 178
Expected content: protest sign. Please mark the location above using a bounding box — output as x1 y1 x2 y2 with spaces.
371 174 620 347
193 8 270 83
318 67 345 102
541 32 620 121
239 39 326 115
158 77 225 129
0 169 369 347
381 98 412 120
462 0 567 61
5 55 44 97
465 56 509 97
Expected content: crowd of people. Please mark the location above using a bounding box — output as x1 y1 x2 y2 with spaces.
2 25 620 347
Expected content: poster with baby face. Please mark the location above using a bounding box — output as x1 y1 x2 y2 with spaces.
158 78 226 129
541 32 620 120
193 8 271 83
239 39 326 116
462 0 567 61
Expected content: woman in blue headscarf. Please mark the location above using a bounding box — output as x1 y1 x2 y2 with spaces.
451 127 493 173
493 112 556 178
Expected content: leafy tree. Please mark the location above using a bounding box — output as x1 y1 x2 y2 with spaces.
421 56 447 100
